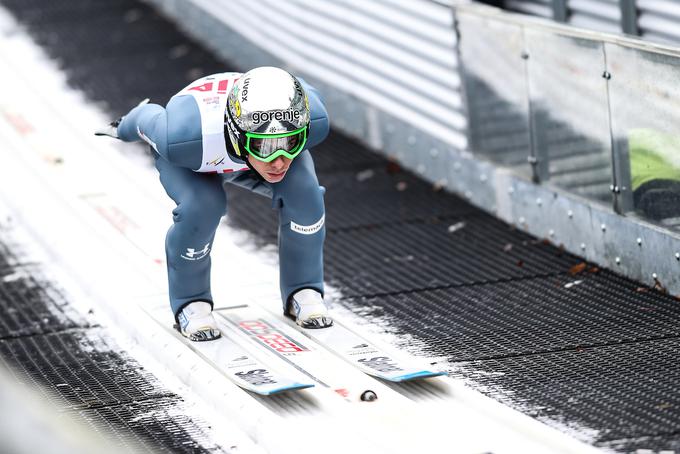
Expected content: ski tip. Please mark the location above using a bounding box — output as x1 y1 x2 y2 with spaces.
261 383 315 395
390 370 447 382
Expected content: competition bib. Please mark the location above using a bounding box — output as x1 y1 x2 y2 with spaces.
173 72 249 173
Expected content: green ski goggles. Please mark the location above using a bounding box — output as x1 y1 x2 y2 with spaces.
244 126 308 163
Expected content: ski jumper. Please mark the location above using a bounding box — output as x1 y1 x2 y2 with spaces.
116 72 330 318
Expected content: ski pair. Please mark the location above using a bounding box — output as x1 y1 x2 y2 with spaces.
190 304 445 396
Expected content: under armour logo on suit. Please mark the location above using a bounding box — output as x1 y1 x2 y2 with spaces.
181 243 211 261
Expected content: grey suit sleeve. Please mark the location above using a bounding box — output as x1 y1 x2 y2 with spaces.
117 103 170 160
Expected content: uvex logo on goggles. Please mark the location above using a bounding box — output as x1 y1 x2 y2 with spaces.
252 109 301 124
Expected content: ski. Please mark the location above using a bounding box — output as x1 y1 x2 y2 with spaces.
288 317 446 383
145 305 314 396
217 305 380 402
219 304 444 384
182 334 315 395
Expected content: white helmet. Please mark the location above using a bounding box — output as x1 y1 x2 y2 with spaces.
225 66 310 163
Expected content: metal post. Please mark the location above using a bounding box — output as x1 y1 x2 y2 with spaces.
620 0 640 35
611 137 635 213
451 8 477 155
552 0 569 22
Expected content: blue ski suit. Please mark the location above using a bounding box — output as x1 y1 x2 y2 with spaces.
116 72 329 319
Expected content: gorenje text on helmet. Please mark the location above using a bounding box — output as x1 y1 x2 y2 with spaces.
251 109 301 125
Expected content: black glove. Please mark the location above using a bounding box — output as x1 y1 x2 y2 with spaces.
94 98 149 139
94 116 123 138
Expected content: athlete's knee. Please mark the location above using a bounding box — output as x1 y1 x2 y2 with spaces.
174 187 227 224
281 185 324 221
282 171 323 201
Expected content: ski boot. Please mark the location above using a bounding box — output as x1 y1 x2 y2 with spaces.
176 301 221 341
288 289 333 329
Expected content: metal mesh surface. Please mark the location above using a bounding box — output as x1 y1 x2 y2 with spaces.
0 0 226 114
338 270 680 361
0 328 168 410
325 218 582 297
599 434 680 453
320 169 480 229
340 267 680 449
311 132 388 173
75 397 224 453
0 279 223 452
0 220 33 272
0 265 87 339
68 51 225 111
225 165 482 236
449 339 680 445
224 193 581 298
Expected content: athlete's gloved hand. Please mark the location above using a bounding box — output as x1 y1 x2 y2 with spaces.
94 98 150 139
94 116 123 139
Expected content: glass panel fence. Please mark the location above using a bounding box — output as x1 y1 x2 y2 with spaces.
606 43 680 230
456 12 533 179
525 28 614 204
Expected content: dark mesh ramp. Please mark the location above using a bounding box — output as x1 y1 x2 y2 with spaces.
69 51 225 111
320 169 480 228
0 266 88 339
601 435 680 453
339 270 680 360
0 0 225 113
341 267 680 450
449 339 680 445
311 133 387 173
76 398 223 453
0 235 223 452
228 193 582 298
325 218 582 297
0 221 33 272
0 329 167 410
225 165 482 235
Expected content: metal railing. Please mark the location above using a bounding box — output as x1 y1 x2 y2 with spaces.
156 0 466 150
458 4 680 224
456 2 680 294
503 0 680 44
